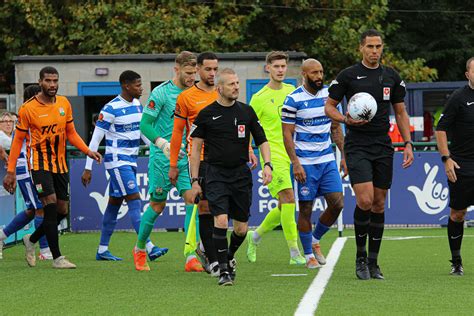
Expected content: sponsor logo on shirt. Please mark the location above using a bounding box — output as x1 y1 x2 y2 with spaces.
148 100 155 109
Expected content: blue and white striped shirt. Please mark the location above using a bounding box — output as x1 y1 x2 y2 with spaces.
281 86 335 165
95 95 143 169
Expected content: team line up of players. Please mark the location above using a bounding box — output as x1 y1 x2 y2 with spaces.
1 28 473 285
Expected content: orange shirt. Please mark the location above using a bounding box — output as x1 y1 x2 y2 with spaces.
16 95 73 173
173 85 218 160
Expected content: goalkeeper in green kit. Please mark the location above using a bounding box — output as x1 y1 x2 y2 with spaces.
133 51 203 272
247 51 305 265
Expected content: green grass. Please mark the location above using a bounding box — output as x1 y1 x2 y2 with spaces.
1 228 473 315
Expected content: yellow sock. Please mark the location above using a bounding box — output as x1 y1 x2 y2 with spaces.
280 203 298 248
255 207 281 237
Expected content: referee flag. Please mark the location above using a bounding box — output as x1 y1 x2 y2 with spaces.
184 204 198 256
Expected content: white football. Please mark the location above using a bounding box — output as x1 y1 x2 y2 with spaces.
347 92 377 121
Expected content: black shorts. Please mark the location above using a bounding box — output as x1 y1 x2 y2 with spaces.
31 170 69 201
448 174 474 210
205 164 252 222
197 161 209 201
344 132 394 189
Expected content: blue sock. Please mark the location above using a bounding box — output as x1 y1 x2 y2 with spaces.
127 199 153 245
312 220 330 242
299 231 313 255
99 203 121 247
34 216 49 250
3 211 33 237
127 199 143 234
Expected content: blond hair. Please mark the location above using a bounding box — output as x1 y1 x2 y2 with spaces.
175 51 197 67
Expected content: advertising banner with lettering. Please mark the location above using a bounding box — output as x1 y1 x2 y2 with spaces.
69 153 472 232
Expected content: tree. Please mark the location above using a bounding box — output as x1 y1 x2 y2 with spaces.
0 0 438 93
386 0 474 81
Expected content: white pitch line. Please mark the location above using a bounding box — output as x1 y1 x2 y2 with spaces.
345 235 474 241
272 274 308 277
294 237 347 316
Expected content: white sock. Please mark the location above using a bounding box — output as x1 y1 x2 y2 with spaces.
305 254 315 261
40 247 51 255
146 241 154 253
252 231 261 244
0 229 6 241
98 245 108 254
290 247 301 258
312 236 320 244
186 254 196 263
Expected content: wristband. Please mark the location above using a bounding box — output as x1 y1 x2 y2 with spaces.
264 162 273 171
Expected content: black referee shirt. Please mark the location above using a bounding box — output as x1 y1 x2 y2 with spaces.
190 100 267 168
328 62 406 135
437 85 474 164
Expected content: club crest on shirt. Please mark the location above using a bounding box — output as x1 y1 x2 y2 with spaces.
383 87 391 101
98 113 104 121
36 184 43 193
59 107 65 116
238 125 245 138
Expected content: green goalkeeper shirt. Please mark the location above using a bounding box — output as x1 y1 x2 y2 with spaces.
141 80 186 159
250 83 295 164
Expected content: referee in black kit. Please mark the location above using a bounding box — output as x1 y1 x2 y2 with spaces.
436 57 474 276
189 68 272 286
325 29 414 280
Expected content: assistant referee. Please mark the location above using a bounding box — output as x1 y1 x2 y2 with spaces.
189 68 272 286
436 57 474 276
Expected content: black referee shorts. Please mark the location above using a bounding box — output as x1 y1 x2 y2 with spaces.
448 174 474 210
205 164 253 222
31 170 70 201
344 132 394 189
197 161 209 201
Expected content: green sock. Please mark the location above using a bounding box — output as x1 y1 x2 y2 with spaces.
280 203 298 250
255 207 281 237
137 206 159 250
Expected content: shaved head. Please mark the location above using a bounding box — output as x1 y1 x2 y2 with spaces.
302 59 322 72
302 59 324 93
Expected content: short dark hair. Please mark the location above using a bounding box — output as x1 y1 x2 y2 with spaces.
466 57 474 71
360 29 383 45
119 70 141 85
197 52 218 66
39 66 59 79
266 51 289 64
23 84 41 102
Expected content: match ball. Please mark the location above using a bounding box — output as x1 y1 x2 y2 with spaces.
347 92 377 121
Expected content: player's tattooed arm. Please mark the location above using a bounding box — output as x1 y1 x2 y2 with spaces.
330 121 348 178
282 122 306 183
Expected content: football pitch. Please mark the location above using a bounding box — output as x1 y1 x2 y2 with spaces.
1 228 473 315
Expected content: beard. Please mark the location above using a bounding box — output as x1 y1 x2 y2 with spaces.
41 85 57 97
308 79 323 92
